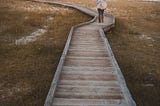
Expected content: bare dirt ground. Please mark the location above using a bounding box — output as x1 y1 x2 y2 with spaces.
57 0 160 106
0 0 91 105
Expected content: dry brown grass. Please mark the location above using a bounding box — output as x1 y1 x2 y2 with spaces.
54 0 96 7
107 1 160 106
0 0 91 106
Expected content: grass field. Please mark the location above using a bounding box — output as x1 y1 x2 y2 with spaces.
57 0 160 106
0 0 91 106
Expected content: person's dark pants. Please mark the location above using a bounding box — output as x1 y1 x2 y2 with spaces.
97 8 104 23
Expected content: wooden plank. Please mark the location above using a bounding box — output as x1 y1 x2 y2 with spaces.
65 56 111 59
57 85 121 89
69 46 105 50
73 33 100 37
52 98 121 105
56 88 122 94
71 39 103 42
61 70 116 77
69 47 106 51
62 66 115 72
58 80 120 87
61 69 115 74
55 92 123 99
71 41 102 44
69 49 107 52
60 73 117 81
66 56 110 60
71 37 103 40
70 45 105 48
74 30 98 34
71 41 104 44
64 58 113 67
71 39 103 43
67 51 108 57
56 86 122 93
71 34 102 38
73 30 100 34
77 27 99 30
70 41 104 45
72 35 101 38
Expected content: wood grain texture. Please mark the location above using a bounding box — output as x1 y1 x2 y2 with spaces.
51 11 129 106
52 21 127 105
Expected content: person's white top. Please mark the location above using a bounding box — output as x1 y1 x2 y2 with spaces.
96 0 107 9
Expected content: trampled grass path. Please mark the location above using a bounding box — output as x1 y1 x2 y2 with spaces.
29 0 136 106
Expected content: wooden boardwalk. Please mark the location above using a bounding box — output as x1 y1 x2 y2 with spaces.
52 24 127 106
30 0 136 106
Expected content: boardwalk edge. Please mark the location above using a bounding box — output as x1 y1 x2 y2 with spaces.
99 25 136 106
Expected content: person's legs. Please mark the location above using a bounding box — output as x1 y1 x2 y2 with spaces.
97 9 104 23
101 9 104 23
97 9 101 23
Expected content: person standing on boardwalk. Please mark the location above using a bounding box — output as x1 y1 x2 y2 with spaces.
96 0 107 23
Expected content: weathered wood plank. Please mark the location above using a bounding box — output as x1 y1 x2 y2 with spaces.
70 45 105 48
72 34 101 37
60 73 117 81
56 86 122 93
72 36 102 39
77 27 99 30
64 58 113 67
67 51 108 57
58 80 120 87
55 92 123 99
62 66 115 72
70 42 104 45
61 70 115 75
69 47 106 51
68 49 107 52
73 30 99 33
70 41 104 45
52 98 122 105
73 34 100 37
66 56 110 60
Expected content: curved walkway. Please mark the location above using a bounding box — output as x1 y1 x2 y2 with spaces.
29 0 136 106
